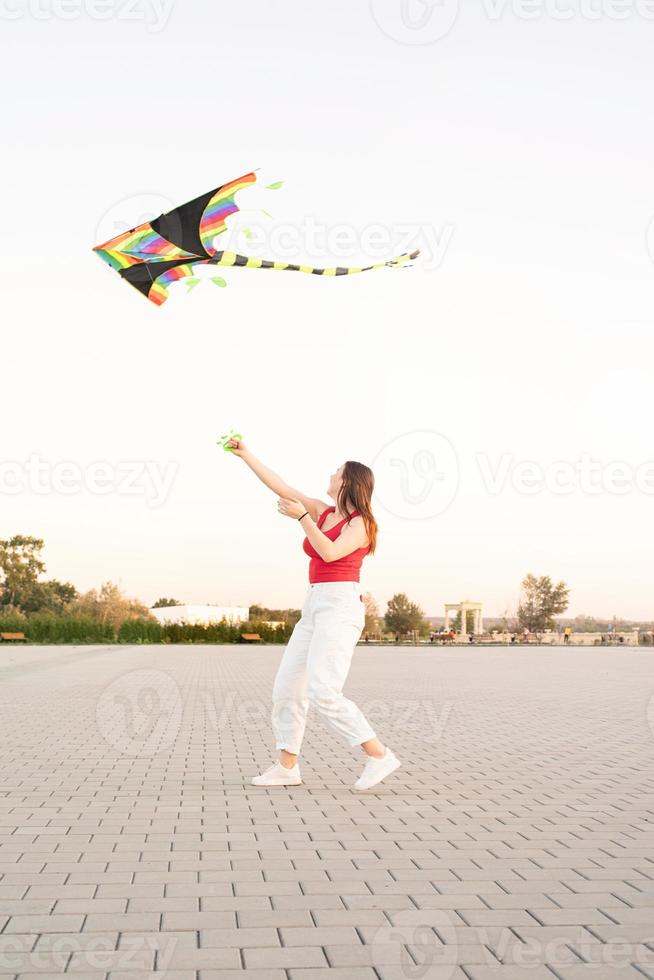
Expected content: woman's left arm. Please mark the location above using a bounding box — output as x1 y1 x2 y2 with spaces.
277 497 368 562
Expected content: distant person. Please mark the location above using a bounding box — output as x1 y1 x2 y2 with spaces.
563 627 572 645
226 437 401 792
468 633 474 643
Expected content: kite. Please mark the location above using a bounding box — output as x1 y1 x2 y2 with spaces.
93 171 419 306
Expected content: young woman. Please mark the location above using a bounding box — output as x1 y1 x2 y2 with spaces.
226 437 401 791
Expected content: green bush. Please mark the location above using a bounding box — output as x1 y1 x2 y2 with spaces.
118 618 163 644
0 612 292 645
0 612 29 634
156 618 292 645
248 619 293 643
26 613 115 644
160 619 238 644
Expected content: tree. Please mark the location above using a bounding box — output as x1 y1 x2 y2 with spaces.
152 598 182 608
452 609 476 633
249 604 297 623
362 592 381 635
498 605 518 632
384 593 428 638
573 614 608 632
0 537 76 613
0 536 46 608
21 580 78 614
72 582 151 632
517 574 569 632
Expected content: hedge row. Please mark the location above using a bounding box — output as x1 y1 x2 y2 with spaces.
119 618 293 644
0 614 293 645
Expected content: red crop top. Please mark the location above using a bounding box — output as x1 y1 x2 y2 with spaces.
302 507 370 583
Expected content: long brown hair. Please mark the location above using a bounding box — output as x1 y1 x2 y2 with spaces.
336 460 378 554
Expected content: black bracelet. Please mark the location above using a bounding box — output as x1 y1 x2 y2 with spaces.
298 511 309 521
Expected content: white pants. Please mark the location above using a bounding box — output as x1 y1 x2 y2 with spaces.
271 581 377 755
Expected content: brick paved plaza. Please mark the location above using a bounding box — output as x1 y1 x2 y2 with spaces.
0 644 653 980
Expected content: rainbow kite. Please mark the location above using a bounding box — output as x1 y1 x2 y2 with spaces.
93 172 419 306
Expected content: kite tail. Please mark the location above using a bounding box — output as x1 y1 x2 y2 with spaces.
210 249 420 277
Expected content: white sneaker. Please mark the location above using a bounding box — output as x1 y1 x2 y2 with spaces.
251 761 302 787
354 748 401 791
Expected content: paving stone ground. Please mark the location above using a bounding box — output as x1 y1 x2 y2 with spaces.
0 643 653 980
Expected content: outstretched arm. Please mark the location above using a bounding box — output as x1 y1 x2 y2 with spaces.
227 438 330 523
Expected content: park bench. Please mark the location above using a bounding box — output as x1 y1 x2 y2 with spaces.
240 633 261 643
0 632 27 642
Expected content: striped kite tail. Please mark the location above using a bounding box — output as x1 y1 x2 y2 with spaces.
211 249 420 277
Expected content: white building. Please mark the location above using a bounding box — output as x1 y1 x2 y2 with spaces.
150 605 249 626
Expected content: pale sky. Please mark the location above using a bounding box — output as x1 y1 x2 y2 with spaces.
2 0 653 619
